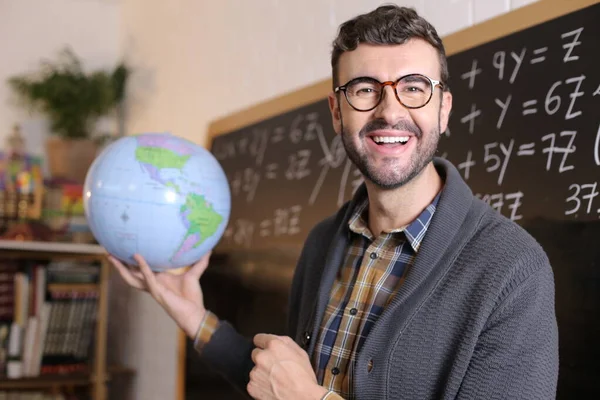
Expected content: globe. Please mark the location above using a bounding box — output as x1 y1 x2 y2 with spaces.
83 132 231 271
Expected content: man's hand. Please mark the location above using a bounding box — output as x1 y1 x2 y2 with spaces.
248 334 328 400
108 252 211 339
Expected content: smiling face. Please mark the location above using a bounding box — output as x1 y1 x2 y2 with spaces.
329 39 452 190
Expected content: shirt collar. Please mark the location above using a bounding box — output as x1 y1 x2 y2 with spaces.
348 191 441 252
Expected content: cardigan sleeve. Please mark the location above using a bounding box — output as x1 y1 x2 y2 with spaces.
455 260 559 399
196 320 255 396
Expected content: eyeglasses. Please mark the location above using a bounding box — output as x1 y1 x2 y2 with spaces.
334 73 444 112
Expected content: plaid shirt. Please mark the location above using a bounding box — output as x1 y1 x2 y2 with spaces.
315 193 440 399
195 194 439 400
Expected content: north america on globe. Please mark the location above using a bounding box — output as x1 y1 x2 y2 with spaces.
134 135 224 263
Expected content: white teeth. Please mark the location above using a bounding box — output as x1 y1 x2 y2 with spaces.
372 136 410 144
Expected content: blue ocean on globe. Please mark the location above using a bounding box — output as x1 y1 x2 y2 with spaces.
83 132 231 271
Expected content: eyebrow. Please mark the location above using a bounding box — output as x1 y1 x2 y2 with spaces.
401 75 429 83
346 74 430 84
346 76 381 84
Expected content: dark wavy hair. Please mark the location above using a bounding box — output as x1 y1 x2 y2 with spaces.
331 5 449 91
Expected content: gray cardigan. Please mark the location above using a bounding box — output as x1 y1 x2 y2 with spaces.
200 158 559 399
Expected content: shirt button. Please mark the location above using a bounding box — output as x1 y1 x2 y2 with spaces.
370 252 378 259
302 332 311 346
367 359 374 373
331 367 340 375
349 308 358 315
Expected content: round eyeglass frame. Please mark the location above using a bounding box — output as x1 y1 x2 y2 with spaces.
334 73 444 112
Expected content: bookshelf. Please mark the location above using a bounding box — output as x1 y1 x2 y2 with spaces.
0 239 129 400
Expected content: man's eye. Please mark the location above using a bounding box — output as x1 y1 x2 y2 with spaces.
404 86 424 92
352 85 379 96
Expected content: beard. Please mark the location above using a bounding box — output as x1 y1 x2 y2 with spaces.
341 116 440 190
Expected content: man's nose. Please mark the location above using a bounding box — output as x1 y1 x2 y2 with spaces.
373 86 410 126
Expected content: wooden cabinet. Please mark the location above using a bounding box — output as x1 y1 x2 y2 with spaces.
0 240 132 400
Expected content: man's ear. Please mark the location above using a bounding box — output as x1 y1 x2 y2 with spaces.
328 92 342 135
439 90 453 133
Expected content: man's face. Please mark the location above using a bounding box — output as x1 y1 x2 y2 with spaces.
328 39 452 189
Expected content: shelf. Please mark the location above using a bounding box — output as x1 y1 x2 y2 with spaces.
0 373 91 390
0 239 106 261
0 365 135 390
0 240 104 254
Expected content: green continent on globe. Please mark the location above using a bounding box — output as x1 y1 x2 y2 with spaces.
181 193 223 247
165 181 182 194
135 146 190 170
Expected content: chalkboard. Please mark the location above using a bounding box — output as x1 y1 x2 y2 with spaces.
191 0 600 399
442 2 599 224
210 97 359 254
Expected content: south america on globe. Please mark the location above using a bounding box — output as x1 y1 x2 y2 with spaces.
83 132 231 271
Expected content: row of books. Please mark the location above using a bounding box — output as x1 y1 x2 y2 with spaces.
0 259 99 379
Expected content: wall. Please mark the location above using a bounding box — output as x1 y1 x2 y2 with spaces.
0 0 121 164
115 0 539 399
119 0 539 147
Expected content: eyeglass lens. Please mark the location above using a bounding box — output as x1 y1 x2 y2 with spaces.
344 74 433 110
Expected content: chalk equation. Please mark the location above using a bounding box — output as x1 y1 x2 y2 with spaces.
215 110 363 209
444 17 599 221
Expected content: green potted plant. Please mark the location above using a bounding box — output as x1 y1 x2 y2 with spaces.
7 47 129 183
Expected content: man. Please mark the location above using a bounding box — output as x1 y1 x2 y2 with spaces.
109 5 559 400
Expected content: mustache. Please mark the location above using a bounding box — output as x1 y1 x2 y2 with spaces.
359 119 422 138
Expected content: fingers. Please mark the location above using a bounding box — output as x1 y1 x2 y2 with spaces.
247 366 268 399
187 251 212 279
279 336 296 346
254 334 307 360
253 333 281 349
107 255 146 290
279 335 306 357
251 347 260 364
250 348 272 372
248 350 264 398
134 254 163 302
